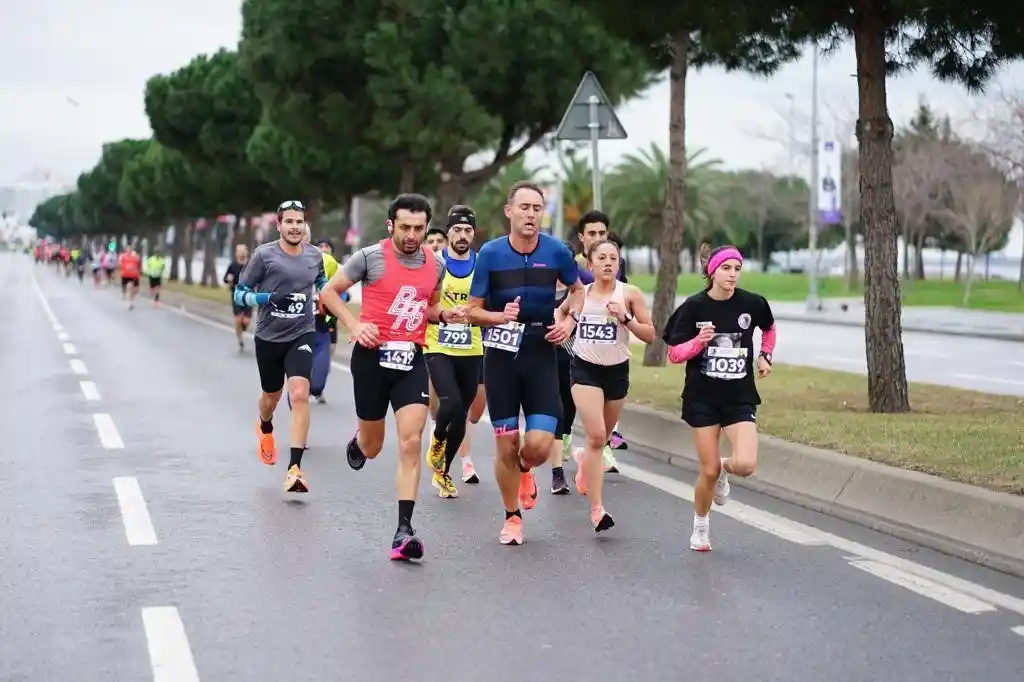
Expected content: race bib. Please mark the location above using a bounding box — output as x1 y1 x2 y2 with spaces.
701 333 748 380
482 322 525 352
438 323 473 350
378 340 416 371
271 292 308 319
577 314 618 344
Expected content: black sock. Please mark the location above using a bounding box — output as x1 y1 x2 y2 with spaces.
398 500 415 529
289 446 303 469
505 509 522 520
259 418 273 434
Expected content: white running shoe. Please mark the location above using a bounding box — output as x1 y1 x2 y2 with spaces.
713 469 731 506
689 524 712 552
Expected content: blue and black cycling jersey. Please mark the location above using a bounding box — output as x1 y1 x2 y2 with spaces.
469 233 578 336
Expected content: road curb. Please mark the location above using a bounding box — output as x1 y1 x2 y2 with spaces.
609 403 1024 579
158 287 1024 578
770 312 1024 343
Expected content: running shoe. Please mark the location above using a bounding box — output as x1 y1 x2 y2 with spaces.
591 505 615 533
602 445 619 474
432 472 458 499
550 467 570 495
690 524 712 552
461 456 479 484
284 465 309 493
346 432 366 470
426 434 446 474
714 469 731 506
609 430 627 450
518 470 538 510
256 420 277 466
499 515 523 545
390 526 424 561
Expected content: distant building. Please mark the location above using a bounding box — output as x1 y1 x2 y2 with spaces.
0 168 74 224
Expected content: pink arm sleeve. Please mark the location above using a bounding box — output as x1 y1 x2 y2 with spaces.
760 324 777 354
668 338 705 364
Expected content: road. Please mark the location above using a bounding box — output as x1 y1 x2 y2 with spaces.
8 253 1024 681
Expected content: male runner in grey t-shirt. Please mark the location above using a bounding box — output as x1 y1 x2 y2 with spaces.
233 200 327 495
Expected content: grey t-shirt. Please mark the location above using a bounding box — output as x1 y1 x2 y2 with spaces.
342 242 446 291
239 241 326 342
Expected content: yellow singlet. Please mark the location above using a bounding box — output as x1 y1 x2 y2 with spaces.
425 260 483 356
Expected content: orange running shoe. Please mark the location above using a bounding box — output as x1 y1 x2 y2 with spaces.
256 420 277 465
518 470 538 510
499 515 523 545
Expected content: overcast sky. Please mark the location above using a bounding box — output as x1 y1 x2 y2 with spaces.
4 0 1024 192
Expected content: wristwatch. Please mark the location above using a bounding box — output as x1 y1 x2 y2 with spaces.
759 352 772 365
570 310 580 323
621 313 635 324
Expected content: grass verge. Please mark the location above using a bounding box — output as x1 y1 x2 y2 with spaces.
627 272 1024 312
627 352 1024 495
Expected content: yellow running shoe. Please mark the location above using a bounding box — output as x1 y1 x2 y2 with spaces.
426 434 446 474
436 472 458 499
284 465 308 493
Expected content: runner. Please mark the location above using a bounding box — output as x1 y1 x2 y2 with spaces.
549 245 579 496
562 239 655 532
573 211 629 463
662 243 777 552
224 244 254 351
144 247 167 305
102 246 117 285
466 180 583 546
318 193 446 561
422 205 483 499
118 244 142 310
425 227 448 254
233 200 326 494
310 238 344 403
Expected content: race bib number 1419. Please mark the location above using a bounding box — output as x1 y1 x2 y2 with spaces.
378 341 416 371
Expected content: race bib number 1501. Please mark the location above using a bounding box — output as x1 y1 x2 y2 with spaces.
482 322 525 352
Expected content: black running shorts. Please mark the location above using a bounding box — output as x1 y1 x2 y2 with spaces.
570 357 630 401
681 400 757 429
350 342 429 422
254 332 317 393
483 337 561 435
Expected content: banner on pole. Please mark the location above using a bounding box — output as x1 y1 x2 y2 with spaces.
817 140 842 225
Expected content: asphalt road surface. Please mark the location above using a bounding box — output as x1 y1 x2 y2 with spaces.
6 253 1024 682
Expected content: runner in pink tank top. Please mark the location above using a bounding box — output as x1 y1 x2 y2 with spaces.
557 240 655 532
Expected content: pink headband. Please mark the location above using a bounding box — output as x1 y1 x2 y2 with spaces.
707 248 743 276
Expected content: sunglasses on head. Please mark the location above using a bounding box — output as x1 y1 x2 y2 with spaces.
277 200 306 212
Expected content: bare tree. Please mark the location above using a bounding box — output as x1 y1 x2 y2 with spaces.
978 88 1024 290
935 146 1019 305
891 136 947 280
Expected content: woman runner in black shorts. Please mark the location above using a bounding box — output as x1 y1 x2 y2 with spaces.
662 243 777 552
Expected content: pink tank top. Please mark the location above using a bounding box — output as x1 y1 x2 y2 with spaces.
572 282 631 366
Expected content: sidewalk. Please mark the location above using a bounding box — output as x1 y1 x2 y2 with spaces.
152 284 1024 578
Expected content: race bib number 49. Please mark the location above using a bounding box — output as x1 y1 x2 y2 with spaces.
378 341 416 371
482 322 525 352
577 314 617 344
702 333 748 380
438 323 473 349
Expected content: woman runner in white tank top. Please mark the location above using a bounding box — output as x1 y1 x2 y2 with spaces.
557 240 655 532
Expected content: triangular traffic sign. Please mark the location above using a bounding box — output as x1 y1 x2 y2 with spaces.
554 71 628 142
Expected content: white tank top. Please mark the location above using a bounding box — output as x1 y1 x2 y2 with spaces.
572 282 631 366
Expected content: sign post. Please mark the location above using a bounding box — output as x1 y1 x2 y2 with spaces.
554 71 627 212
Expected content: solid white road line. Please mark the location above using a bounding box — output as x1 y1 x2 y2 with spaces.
80 381 101 401
162 299 1024 618
142 607 201 682
847 559 997 614
93 413 124 449
62 342 77 355
615 462 1024 619
952 373 1024 387
112 477 157 546
70 359 88 375
29 269 62 327
57 331 70 341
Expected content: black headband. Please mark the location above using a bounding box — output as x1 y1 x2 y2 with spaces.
446 212 476 229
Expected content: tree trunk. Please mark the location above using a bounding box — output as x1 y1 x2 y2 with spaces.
853 1 910 413
183 222 195 285
438 166 469 221
963 250 977 306
400 163 416 193
954 251 962 281
914 229 926 279
169 220 184 281
1018 228 1024 292
845 220 858 290
200 224 217 287
643 31 689 367
307 198 324 235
